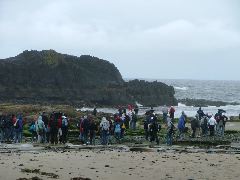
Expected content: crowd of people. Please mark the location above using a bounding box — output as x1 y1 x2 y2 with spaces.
0 112 69 145
190 108 228 138
78 107 139 145
0 113 24 143
144 106 229 146
0 105 230 146
30 112 70 144
167 107 229 146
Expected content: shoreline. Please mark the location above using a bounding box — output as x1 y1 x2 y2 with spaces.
1 143 240 180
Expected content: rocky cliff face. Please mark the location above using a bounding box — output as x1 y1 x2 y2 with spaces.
0 50 177 106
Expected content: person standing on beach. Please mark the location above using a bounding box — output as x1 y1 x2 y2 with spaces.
144 109 154 141
148 115 160 145
162 105 168 123
89 116 97 145
177 111 186 140
82 116 90 145
130 112 137 130
200 115 209 136
166 117 174 146
190 116 198 138
100 117 110 145
35 115 45 143
92 107 97 116
61 115 69 144
197 107 205 120
118 106 123 116
49 112 59 144
3 114 12 142
42 112 49 143
10 114 17 141
208 115 217 136
0 113 6 142
169 106 175 120
218 113 228 137
134 105 139 115
114 120 122 142
14 114 23 143
29 120 37 142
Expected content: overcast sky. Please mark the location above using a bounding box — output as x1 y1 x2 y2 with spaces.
0 0 240 80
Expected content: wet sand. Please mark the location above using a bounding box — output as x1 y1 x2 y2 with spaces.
1 148 240 180
226 122 240 131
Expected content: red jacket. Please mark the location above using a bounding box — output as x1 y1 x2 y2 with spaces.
57 117 62 128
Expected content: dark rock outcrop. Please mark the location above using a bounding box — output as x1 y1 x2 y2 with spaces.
0 50 177 106
178 98 239 107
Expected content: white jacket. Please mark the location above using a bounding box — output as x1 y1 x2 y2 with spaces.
208 116 217 126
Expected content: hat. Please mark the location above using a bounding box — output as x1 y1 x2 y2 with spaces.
102 117 107 121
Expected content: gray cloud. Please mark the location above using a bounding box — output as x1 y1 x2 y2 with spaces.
0 0 240 80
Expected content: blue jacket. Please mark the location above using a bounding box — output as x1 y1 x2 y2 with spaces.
15 115 23 132
178 115 185 130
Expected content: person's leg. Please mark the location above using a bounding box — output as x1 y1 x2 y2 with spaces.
133 121 136 130
54 129 58 144
89 131 93 145
163 113 167 123
50 130 54 144
170 133 173 145
14 130 17 143
191 128 196 138
216 124 220 136
145 129 148 140
166 133 169 145
220 126 224 136
155 132 159 145
92 131 96 145
210 126 214 136
62 128 66 144
104 130 107 145
222 126 225 137
178 130 182 140
101 131 105 145
167 133 173 145
19 131 22 143
0 129 3 142
106 130 109 145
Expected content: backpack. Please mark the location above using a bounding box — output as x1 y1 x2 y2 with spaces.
29 124 36 132
148 123 154 132
62 118 68 128
37 121 44 132
102 121 109 131
114 124 121 133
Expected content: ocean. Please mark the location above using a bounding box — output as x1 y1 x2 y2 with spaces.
80 79 240 118
160 79 240 103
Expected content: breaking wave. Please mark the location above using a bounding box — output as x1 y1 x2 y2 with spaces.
174 86 188 91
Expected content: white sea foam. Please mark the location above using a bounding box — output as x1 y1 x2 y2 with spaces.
174 86 188 91
178 103 187 107
78 104 240 119
135 102 143 107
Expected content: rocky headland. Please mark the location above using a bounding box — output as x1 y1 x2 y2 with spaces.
0 50 177 106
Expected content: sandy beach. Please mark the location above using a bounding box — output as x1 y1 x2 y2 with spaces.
1 145 240 180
